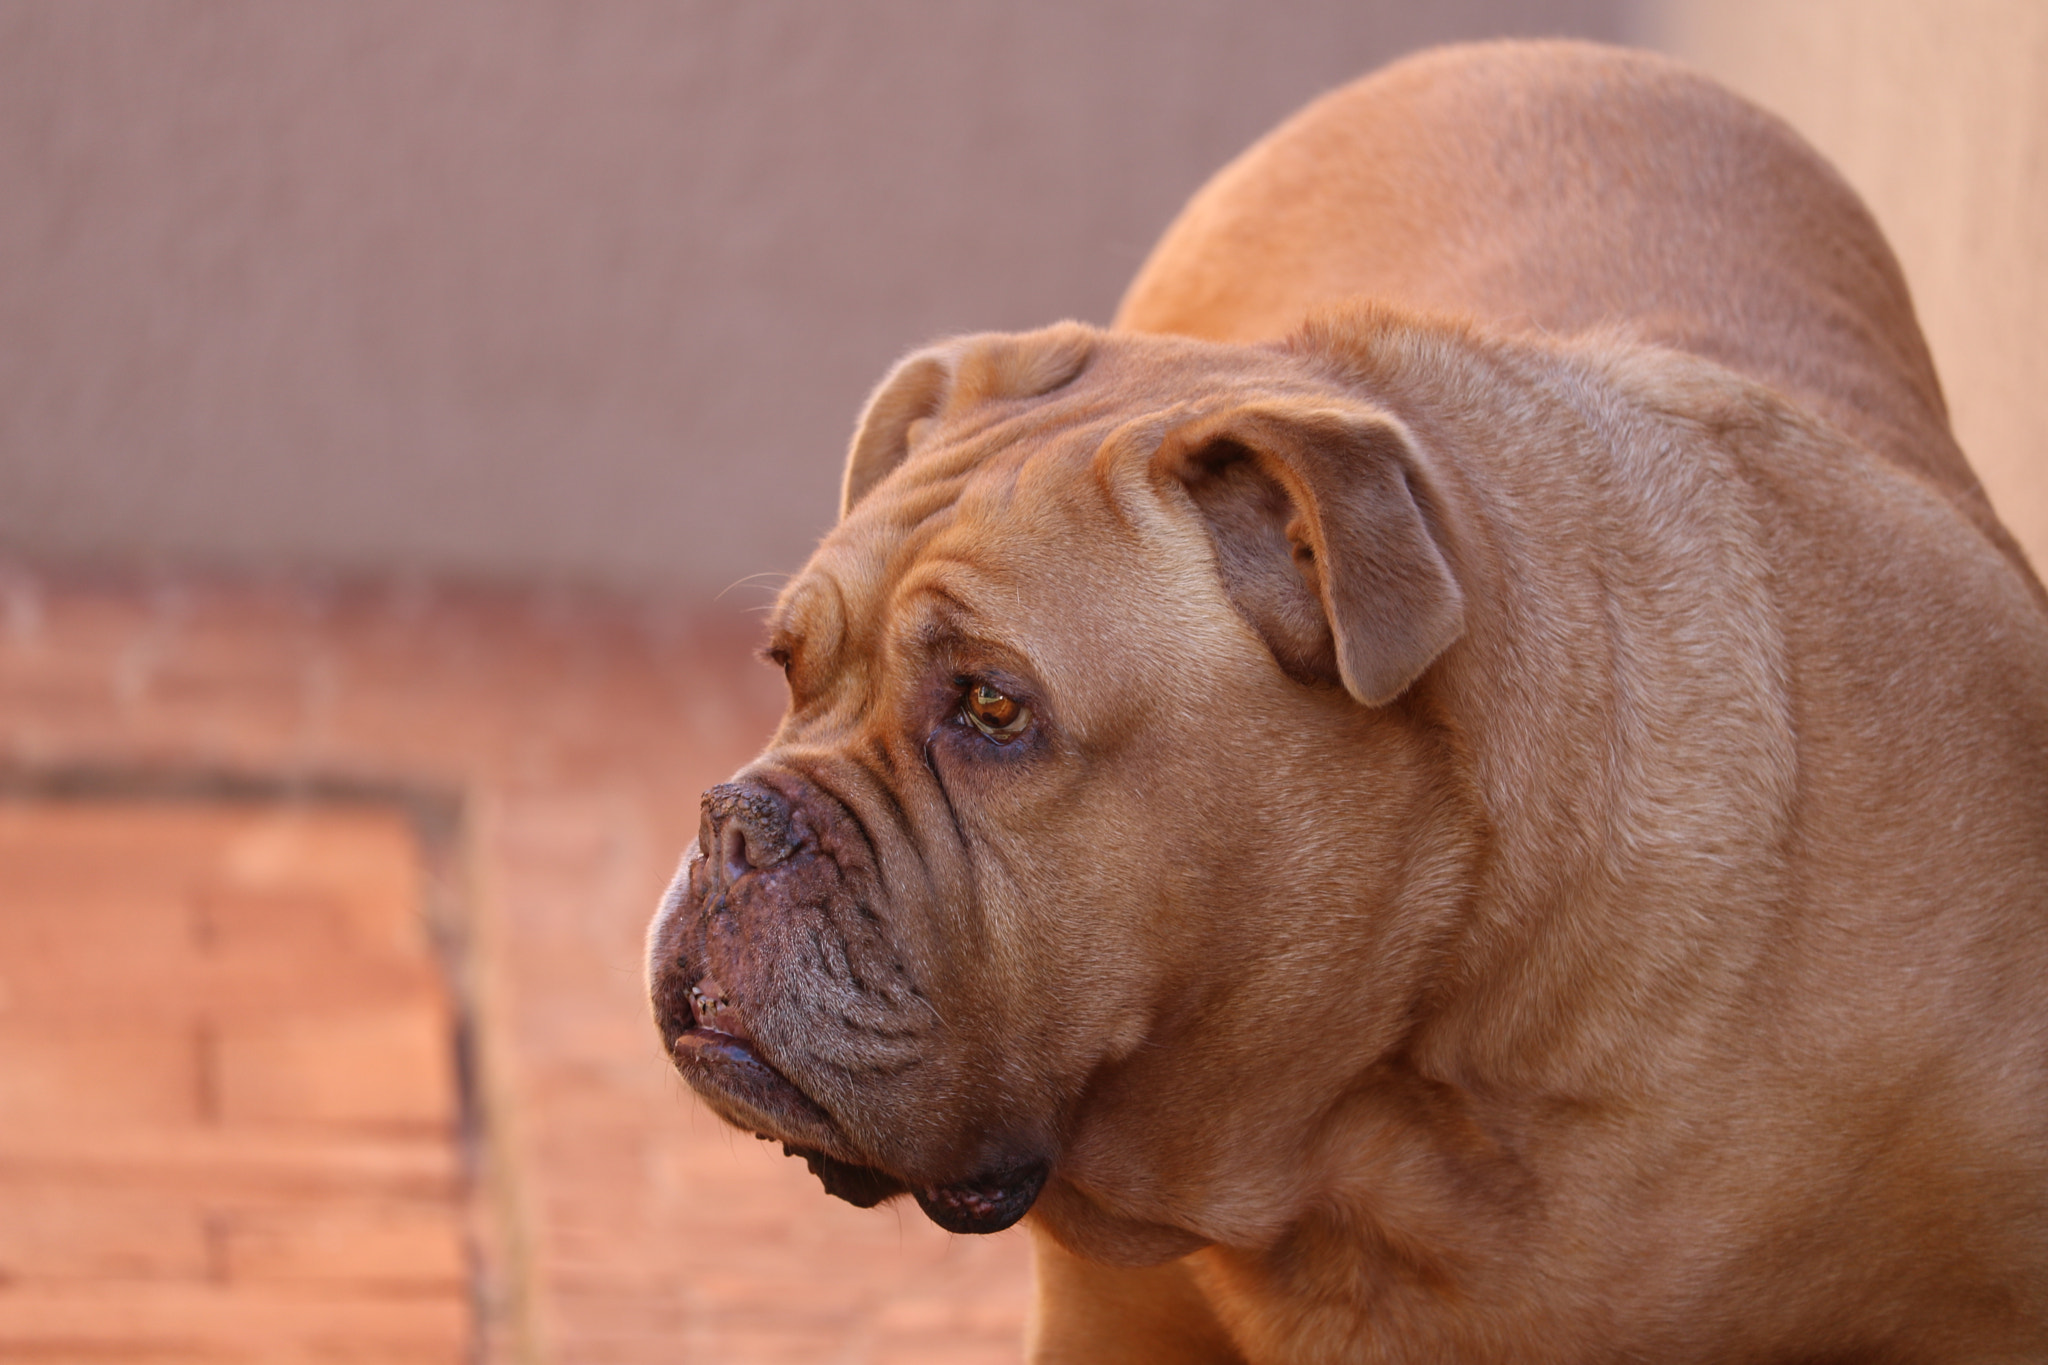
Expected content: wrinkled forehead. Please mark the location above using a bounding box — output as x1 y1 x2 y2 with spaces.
776 402 1130 658
768 332 1320 673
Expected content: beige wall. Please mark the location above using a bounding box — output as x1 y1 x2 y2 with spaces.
0 0 1629 595
1652 0 2048 573
7 3 2038 591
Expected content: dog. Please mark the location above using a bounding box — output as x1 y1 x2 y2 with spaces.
649 40 2048 1362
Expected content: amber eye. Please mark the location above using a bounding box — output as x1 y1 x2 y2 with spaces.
962 681 1031 741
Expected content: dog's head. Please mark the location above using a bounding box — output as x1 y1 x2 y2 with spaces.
648 320 1480 1254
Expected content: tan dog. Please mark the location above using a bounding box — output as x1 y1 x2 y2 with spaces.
649 41 2048 1362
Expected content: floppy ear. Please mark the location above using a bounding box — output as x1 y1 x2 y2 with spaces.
1154 401 1463 705
841 352 953 519
841 323 1097 519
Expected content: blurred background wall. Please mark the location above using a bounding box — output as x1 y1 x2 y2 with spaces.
1 0 2043 589
3 0 1634 600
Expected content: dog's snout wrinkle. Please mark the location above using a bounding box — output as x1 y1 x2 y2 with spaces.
702 781 800 882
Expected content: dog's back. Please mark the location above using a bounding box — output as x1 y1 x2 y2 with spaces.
1116 40 2036 580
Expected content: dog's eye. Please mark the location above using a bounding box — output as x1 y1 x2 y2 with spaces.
962 682 1031 741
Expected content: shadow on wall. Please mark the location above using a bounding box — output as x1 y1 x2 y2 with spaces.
0 0 1636 603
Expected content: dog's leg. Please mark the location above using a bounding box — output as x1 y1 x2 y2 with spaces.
1026 1229 1245 1364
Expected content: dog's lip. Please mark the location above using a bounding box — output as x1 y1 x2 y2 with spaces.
669 1026 856 1156
668 972 893 1171
668 1006 1049 1234
663 971 1048 1233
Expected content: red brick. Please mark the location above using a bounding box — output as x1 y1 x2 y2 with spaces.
0 1021 202 1127
219 1201 468 1291
0 799 474 1359
0 1129 459 1204
0 1282 468 1364
0 1183 210 1281
213 1003 457 1131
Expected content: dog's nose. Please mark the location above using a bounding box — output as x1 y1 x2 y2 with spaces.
700 781 799 883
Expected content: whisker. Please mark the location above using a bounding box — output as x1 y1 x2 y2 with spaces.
715 571 796 603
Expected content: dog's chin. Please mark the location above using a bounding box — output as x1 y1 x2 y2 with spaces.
671 1029 1050 1234
911 1158 1052 1234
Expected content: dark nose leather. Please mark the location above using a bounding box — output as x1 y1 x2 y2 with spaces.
700 782 798 883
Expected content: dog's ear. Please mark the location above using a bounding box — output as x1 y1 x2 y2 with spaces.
1154 401 1463 705
842 351 953 519
841 323 1096 518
